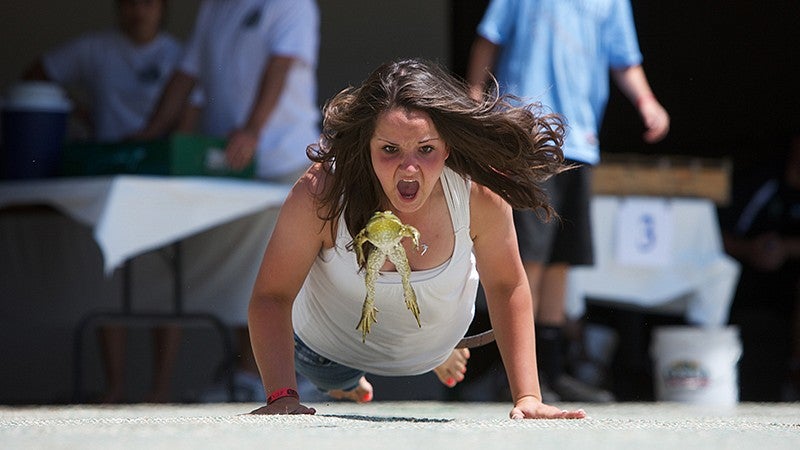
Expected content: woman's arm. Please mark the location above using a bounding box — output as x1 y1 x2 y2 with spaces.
470 184 585 419
248 165 330 414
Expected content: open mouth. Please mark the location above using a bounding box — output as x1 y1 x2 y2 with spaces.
397 179 419 199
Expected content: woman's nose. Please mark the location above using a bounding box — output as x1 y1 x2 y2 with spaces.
399 153 419 172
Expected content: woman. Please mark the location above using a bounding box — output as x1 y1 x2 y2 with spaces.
248 58 586 419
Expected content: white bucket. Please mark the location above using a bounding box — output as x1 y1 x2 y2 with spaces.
650 325 742 406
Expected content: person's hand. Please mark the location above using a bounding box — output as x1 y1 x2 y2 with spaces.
509 395 586 420
638 96 670 143
225 128 259 170
250 397 316 415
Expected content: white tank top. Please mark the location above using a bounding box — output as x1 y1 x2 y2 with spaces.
292 167 478 376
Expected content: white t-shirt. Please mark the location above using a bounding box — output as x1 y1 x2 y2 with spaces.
42 30 185 142
180 0 320 179
293 167 479 376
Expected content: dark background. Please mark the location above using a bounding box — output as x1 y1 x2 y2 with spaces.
450 1 800 171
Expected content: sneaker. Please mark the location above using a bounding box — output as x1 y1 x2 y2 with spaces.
551 374 615 403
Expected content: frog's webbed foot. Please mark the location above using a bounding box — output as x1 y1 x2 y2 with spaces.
403 285 421 328
356 299 378 342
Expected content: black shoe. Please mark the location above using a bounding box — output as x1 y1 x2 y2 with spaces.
551 374 615 403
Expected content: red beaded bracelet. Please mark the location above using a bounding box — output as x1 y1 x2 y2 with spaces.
267 387 299 405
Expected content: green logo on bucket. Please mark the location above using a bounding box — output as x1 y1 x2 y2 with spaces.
664 360 709 390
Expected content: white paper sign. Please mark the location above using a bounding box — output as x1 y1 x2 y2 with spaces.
614 198 673 267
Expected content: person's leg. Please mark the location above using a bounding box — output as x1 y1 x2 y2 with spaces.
293 334 372 402
530 262 568 385
144 325 182 403
97 325 127 403
536 165 613 402
327 377 374 403
433 348 470 387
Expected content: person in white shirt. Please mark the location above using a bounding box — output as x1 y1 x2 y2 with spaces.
138 0 319 182
23 0 195 403
24 0 195 142
136 0 321 397
247 58 586 419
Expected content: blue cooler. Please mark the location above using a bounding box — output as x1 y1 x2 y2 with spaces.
1 82 72 179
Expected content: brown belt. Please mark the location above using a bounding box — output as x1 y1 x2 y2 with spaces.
455 329 495 349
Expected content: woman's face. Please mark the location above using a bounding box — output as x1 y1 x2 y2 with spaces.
370 108 450 215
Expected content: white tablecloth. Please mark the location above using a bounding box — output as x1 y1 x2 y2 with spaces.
0 176 293 402
0 175 290 273
566 196 741 326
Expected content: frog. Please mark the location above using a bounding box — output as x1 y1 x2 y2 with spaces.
352 210 423 342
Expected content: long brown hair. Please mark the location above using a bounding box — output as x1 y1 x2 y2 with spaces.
307 58 566 243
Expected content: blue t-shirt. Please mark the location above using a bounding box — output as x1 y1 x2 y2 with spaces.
478 0 642 164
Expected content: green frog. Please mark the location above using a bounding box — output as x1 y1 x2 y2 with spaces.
353 210 422 342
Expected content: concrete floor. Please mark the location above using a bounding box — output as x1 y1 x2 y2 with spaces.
1 401 799 449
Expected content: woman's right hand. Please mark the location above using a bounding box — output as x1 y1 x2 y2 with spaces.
250 398 316 415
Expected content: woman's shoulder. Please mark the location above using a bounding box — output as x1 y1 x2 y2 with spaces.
469 181 506 210
284 164 334 220
279 164 335 243
468 181 512 233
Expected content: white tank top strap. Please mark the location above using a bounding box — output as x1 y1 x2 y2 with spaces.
440 166 471 231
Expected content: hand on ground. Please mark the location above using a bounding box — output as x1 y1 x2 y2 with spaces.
509 395 586 420
250 398 316 415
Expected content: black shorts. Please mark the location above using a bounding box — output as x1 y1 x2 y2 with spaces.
513 163 594 266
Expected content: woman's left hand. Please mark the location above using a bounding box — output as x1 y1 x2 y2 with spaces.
509 395 586 420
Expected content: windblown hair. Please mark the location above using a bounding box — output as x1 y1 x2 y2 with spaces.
307 58 567 242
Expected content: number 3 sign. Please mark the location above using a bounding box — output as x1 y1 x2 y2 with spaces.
614 198 674 267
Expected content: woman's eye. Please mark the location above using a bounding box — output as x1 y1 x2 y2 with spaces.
420 145 434 154
382 145 398 153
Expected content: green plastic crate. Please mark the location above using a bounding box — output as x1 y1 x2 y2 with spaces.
60 133 254 178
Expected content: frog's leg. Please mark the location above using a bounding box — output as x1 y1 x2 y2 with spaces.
353 232 368 267
356 249 382 341
387 244 420 327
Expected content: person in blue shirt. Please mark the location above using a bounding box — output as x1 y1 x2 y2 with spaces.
467 0 670 402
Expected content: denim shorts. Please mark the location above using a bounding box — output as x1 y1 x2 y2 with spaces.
293 334 364 392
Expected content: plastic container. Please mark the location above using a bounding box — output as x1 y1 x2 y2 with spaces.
650 325 742 406
1 81 72 179
61 133 253 179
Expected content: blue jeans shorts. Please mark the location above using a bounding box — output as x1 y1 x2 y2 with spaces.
293 334 364 392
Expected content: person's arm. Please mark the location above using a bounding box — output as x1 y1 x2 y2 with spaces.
469 184 585 420
611 65 670 143
136 70 197 140
224 55 296 170
465 36 500 101
248 164 329 415
176 104 201 134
